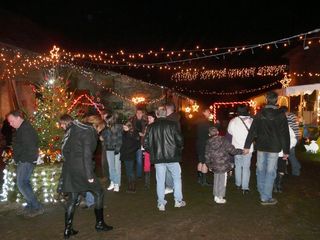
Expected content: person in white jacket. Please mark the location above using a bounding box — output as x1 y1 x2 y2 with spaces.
227 105 254 194
274 125 297 192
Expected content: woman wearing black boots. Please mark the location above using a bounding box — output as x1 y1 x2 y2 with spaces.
59 114 113 239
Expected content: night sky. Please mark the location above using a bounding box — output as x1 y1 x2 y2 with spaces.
1 0 319 103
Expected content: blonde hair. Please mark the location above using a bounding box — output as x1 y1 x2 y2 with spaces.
84 115 105 132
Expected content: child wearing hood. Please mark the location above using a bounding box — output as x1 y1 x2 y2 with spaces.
205 127 243 204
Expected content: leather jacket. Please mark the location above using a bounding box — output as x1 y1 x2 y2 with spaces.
144 118 183 164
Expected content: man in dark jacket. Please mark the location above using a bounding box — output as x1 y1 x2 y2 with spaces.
164 102 181 194
244 91 290 205
144 108 185 211
7 110 43 217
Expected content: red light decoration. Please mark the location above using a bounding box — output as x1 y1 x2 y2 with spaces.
68 94 104 115
211 100 257 123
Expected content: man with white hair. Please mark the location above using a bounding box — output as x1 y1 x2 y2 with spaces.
144 108 185 211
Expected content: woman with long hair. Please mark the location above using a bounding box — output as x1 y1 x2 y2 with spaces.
100 113 123 192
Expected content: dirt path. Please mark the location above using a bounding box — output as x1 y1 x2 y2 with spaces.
1 137 320 240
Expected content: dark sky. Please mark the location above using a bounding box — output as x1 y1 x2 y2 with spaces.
1 0 319 51
1 1 319 103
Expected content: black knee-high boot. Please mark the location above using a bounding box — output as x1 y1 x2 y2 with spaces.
64 198 79 239
274 173 283 193
277 174 284 193
197 171 202 184
201 173 212 186
94 208 113 232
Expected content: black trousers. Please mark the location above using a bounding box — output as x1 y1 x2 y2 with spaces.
66 188 104 212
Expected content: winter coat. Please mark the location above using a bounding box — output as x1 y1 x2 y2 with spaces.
120 131 140 161
205 136 243 173
101 124 123 152
144 118 183 164
244 105 290 154
60 121 101 193
12 120 38 164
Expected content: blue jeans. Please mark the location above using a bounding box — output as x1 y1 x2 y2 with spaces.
256 151 278 201
234 153 252 190
106 151 121 185
155 162 183 205
124 160 135 180
16 162 41 210
85 191 95 207
136 149 143 178
289 147 301 176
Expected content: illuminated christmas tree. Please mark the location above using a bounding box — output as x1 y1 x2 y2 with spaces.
30 68 76 163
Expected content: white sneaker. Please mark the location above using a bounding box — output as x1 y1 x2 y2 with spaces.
107 181 114 190
158 203 165 211
215 197 226 204
113 184 119 192
164 187 173 195
174 200 186 208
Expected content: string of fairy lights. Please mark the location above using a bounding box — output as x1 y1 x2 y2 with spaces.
173 80 282 95
1 28 319 75
0 45 182 104
2 30 320 205
58 28 320 68
61 62 170 105
1 28 320 98
210 100 257 123
1 44 319 99
1 163 62 204
171 65 288 81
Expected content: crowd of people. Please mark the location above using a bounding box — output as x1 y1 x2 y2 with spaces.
2 90 302 238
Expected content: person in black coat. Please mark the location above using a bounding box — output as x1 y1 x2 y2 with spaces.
7 110 43 218
120 121 140 193
59 114 113 239
244 91 290 205
144 108 185 211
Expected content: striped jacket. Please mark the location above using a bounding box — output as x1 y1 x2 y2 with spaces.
287 112 300 138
